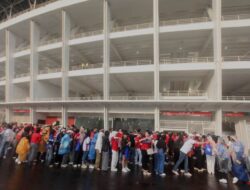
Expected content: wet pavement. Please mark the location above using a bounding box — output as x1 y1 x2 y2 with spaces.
0 158 249 190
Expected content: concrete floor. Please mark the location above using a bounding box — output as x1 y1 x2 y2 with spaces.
0 158 249 190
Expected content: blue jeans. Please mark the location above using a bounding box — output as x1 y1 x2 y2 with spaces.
135 148 142 165
0 140 11 158
155 149 165 174
82 151 89 164
173 151 189 173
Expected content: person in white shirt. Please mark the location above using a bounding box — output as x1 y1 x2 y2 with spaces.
172 134 203 177
95 129 104 170
81 131 91 169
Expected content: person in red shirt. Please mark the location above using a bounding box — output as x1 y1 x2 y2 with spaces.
28 127 41 163
111 132 120 172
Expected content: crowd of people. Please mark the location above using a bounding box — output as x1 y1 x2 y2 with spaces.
0 122 250 186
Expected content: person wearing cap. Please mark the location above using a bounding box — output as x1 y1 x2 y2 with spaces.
172 134 204 177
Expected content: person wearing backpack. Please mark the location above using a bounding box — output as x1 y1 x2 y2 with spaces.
205 136 216 175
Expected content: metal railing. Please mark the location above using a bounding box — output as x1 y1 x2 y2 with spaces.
70 63 103 71
222 14 250 21
11 97 30 102
112 22 153 32
160 57 214 64
110 60 153 67
39 68 62 74
71 30 103 39
67 96 103 101
35 97 62 102
14 73 30 78
222 56 250 62
222 96 250 101
39 37 61 46
160 17 210 26
109 96 154 100
160 90 207 97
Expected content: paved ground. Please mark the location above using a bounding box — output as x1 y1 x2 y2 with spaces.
0 158 249 190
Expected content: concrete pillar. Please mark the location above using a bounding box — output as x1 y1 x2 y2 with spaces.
103 106 109 130
62 106 68 127
30 21 40 101
30 107 37 124
103 0 110 100
153 0 160 100
5 30 15 102
5 30 15 122
215 108 222 136
213 0 222 100
154 107 160 131
62 10 70 100
5 107 12 123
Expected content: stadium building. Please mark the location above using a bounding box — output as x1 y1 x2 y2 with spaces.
0 0 250 148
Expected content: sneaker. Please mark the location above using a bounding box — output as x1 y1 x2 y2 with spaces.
180 169 185 173
172 170 179 176
184 172 192 177
77 164 81 167
160 173 166 177
69 162 73 165
3 156 6 159
122 168 128 173
73 165 77 168
143 171 151 176
81 164 87 169
125 167 131 172
61 164 67 168
89 165 94 169
219 179 228 184
15 158 19 163
49 165 53 168
111 168 118 172
233 177 238 184
17 161 21 165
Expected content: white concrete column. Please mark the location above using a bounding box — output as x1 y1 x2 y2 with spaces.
215 108 222 136
30 107 37 124
5 30 15 103
62 106 68 127
30 21 40 101
5 30 15 122
153 0 160 100
5 107 12 123
103 106 109 130
154 107 160 131
103 0 110 100
213 0 222 100
62 10 70 100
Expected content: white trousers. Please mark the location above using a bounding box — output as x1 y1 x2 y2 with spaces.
111 150 118 170
206 155 215 174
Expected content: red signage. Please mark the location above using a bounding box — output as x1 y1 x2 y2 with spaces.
13 109 30 113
